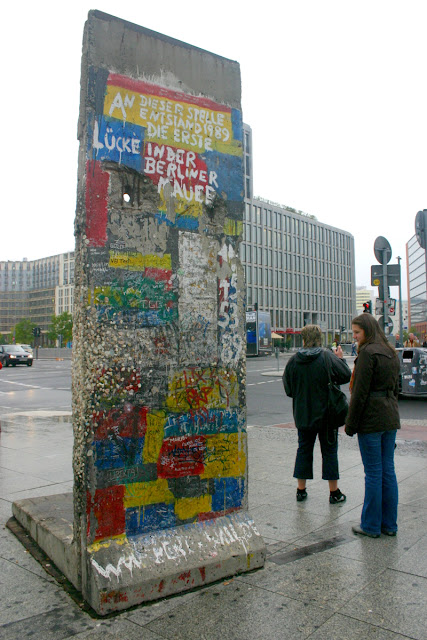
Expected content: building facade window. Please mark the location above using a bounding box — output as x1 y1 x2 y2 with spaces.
242 123 356 343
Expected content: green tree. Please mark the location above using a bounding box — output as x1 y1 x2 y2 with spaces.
14 318 36 344
48 312 73 346
0 333 7 345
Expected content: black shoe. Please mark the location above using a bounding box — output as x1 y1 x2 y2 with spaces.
296 488 307 502
381 528 397 537
352 525 380 538
329 489 346 504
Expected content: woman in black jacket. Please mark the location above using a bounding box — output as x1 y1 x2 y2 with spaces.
345 314 400 538
283 325 351 503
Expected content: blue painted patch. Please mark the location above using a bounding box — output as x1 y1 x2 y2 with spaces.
231 108 243 143
95 306 177 327
126 503 177 536
94 438 145 470
154 212 199 230
88 116 144 172
201 151 244 202
211 477 245 512
164 408 245 438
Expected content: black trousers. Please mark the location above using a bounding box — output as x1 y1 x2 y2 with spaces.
293 427 339 480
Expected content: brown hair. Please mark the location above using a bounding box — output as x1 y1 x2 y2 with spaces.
301 324 322 347
352 314 396 355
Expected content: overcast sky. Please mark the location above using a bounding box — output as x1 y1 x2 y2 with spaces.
2 1 426 298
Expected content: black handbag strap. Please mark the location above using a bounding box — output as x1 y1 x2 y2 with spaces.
323 350 337 444
323 350 333 384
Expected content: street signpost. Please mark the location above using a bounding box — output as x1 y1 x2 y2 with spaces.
371 237 401 336
371 264 400 287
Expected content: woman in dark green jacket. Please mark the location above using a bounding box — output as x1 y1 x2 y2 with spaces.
345 314 400 538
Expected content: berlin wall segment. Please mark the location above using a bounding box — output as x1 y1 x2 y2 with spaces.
71 11 266 614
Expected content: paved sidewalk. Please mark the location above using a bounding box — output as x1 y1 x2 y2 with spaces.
1 411 427 639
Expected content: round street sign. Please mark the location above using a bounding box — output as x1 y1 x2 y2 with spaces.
373 278 380 286
374 236 392 264
415 210 427 249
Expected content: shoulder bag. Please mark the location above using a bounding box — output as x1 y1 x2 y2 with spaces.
323 350 349 439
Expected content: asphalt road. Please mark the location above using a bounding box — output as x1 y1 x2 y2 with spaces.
0 359 71 415
0 357 425 428
246 353 427 426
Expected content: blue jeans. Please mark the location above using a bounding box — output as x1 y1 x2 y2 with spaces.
357 431 398 535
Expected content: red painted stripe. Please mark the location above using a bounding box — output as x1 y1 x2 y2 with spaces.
107 73 231 113
157 435 206 478
85 160 109 247
144 267 172 282
93 406 148 441
87 485 125 541
198 507 240 522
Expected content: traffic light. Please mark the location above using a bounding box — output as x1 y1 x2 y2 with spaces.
32 328 37 337
363 301 372 313
32 327 41 337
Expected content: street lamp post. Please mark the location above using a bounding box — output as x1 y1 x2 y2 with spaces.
397 256 403 346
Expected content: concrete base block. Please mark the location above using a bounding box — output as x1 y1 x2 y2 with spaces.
12 493 80 590
11 493 266 615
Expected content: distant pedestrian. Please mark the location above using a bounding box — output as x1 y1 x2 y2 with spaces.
345 314 400 538
422 335 427 348
404 333 420 347
283 324 351 504
351 341 357 355
395 334 402 348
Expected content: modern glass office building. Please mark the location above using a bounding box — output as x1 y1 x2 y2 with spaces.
406 234 427 336
241 124 356 343
0 252 74 341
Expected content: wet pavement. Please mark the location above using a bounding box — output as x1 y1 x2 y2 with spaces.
1 410 427 639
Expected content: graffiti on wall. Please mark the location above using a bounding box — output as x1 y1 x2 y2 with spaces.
76 69 245 547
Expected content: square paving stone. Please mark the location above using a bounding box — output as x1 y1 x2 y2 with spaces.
146 579 334 640
0 472 56 496
0 605 93 640
124 587 199 626
392 534 427 578
4 481 73 503
398 473 427 506
68 618 163 640
308 612 410 640
248 479 296 509
0 557 73 625
237 550 382 611
296 514 426 570
340 569 427 640
249 504 338 543
0 527 59 580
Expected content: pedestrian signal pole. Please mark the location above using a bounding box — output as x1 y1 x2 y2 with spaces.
397 256 403 346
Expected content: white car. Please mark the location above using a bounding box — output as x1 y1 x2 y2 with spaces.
17 344 33 354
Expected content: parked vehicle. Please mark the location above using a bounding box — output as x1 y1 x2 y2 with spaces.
396 347 427 396
0 345 33 367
